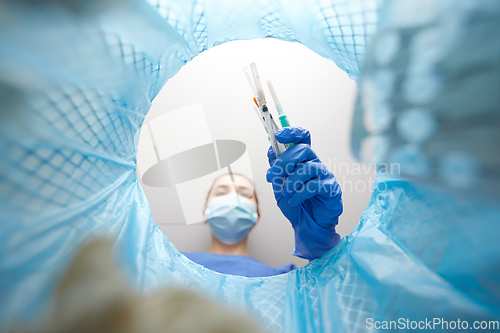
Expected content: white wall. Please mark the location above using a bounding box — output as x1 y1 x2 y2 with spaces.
137 38 375 268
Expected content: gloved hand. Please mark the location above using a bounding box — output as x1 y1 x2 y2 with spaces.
266 127 343 261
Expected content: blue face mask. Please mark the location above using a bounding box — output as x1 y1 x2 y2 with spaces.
204 193 258 245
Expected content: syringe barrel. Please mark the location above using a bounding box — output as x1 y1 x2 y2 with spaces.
262 105 280 158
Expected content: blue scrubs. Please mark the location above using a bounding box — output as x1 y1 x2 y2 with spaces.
183 252 296 277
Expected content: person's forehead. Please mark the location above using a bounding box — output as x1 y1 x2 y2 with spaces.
212 174 253 190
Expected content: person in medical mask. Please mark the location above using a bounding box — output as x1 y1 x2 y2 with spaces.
184 127 343 277
183 173 297 277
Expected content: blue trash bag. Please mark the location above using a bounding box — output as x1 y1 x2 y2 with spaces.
0 0 499 332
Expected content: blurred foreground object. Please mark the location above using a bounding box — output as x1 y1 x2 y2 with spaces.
352 0 500 202
9 239 261 333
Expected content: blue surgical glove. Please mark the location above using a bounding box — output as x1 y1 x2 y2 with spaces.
266 127 343 261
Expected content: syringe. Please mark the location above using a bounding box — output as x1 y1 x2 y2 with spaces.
252 103 267 134
250 62 281 159
244 66 260 105
267 80 295 147
267 80 290 127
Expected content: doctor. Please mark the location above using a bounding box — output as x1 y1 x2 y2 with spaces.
183 127 343 277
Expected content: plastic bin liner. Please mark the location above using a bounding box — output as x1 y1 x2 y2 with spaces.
1 0 498 332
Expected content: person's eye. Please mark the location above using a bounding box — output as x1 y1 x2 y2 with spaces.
240 192 251 198
215 192 227 196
